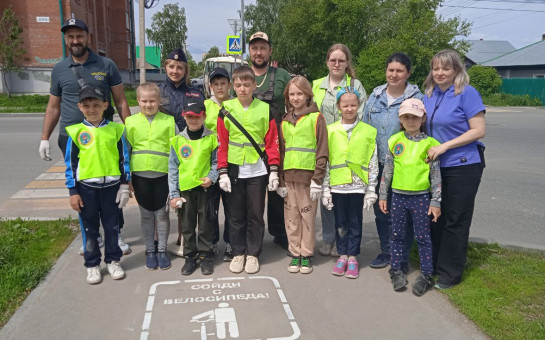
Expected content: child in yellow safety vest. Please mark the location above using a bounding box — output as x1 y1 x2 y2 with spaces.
378 98 441 296
125 82 176 271
322 86 379 279
276 76 329 274
168 98 219 276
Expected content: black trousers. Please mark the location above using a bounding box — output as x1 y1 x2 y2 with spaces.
226 175 267 257
432 163 483 285
132 174 169 211
209 183 231 244
267 190 287 239
179 187 214 256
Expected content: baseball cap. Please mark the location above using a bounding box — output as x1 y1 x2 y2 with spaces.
249 32 270 45
61 18 89 33
182 97 206 117
209 67 230 81
167 48 188 63
398 98 426 117
79 86 106 102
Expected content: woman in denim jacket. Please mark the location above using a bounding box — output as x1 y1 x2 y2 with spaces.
363 52 423 273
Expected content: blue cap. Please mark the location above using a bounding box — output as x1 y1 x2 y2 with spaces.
61 18 89 33
167 48 187 63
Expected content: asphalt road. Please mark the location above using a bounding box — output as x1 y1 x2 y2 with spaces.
1 107 543 249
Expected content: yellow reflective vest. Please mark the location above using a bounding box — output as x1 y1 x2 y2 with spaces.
171 133 218 191
388 132 440 191
65 122 125 180
328 120 376 186
312 74 353 110
204 99 220 133
125 112 175 173
281 112 320 170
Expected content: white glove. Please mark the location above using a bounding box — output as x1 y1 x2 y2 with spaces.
310 180 322 201
322 186 334 210
39 140 52 161
176 197 187 209
219 174 231 193
268 171 279 191
276 186 287 198
363 191 378 211
116 184 130 209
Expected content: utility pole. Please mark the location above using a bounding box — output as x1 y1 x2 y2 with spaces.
240 0 245 62
139 0 146 83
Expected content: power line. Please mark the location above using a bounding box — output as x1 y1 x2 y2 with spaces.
442 5 545 11
473 0 545 3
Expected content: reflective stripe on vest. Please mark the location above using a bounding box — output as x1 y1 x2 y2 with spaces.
204 99 220 133
327 120 376 186
65 122 125 180
125 112 175 173
312 75 352 111
171 134 218 191
281 112 319 170
222 98 269 165
388 132 440 191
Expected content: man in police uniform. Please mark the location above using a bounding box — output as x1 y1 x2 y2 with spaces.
40 18 130 159
248 32 292 249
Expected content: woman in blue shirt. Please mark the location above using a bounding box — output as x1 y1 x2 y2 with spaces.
423 49 486 289
363 53 423 271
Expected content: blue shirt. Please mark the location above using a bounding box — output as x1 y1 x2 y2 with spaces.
363 82 423 163
50 50 123 136
159 78 204 132
423 85 485 167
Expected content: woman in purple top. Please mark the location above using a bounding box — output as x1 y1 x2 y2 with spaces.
423 50 486 289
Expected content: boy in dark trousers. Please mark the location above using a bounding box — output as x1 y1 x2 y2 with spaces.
168 98 219 276
65 86 131 284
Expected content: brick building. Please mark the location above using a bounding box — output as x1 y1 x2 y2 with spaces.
0 0 136 94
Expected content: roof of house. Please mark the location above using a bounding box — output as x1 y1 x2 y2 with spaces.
482 40 545 67
135 46 161 68
466 40 516 64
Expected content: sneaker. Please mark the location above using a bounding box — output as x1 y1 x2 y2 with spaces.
181 257 199 276
287 256 301 273
157 252 171 270
330 245 339 257
434 282 456 290
332 256 348 276
107 261 126 280
318 242 333 256
145 252 158 270
370 253 390 268
412 274 435 296
86 266 102 284
300 257 313 274
78 235 104 255
390 270 408 291
118 234 132 255
244 255 260 274
229 255 245 273
223 243 234 262
201 256 214 275
345 258 359 279
212 243 219 256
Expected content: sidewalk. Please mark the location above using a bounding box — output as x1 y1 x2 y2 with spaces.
0 164 487 339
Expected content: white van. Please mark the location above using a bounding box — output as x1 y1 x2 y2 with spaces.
203 56 248 97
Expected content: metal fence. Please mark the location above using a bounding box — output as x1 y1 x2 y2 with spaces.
502 78 545 104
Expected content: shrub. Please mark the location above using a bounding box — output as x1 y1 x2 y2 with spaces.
482 93 543 106
468 65 502 97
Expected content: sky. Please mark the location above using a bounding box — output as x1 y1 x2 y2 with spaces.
135 0 545 62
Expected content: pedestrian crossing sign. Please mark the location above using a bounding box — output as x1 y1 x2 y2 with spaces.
227 35 242 55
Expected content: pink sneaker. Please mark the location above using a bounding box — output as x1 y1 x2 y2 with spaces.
345 258 359 279
332 257 348 276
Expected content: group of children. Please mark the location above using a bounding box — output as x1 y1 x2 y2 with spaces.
66 64 441 297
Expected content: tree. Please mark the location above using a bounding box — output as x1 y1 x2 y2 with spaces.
202 46 220 61
468 65 502 97
0 8 25 96
146 4 188 64
244 0 471 89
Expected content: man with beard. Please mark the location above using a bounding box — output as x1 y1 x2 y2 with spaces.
40 18 130 158
248 32 292 249
39 18 131 255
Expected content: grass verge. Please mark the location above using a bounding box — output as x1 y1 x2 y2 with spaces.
0 218 77 328
412 243 545 339
482 93 543 106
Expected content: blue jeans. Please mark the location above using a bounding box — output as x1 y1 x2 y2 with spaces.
320 204 336 244
374 163 414 262
332 193 364 256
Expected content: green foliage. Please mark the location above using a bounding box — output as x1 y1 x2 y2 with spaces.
244 0 470 90
145 4 188 65
0 8 26 96
0 94 48 112
203 46 220 61
0 218 77 327
468 65 502 97
482 93 543 106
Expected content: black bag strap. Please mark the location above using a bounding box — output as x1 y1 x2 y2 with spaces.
70 65 87 89
219 107 268 162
